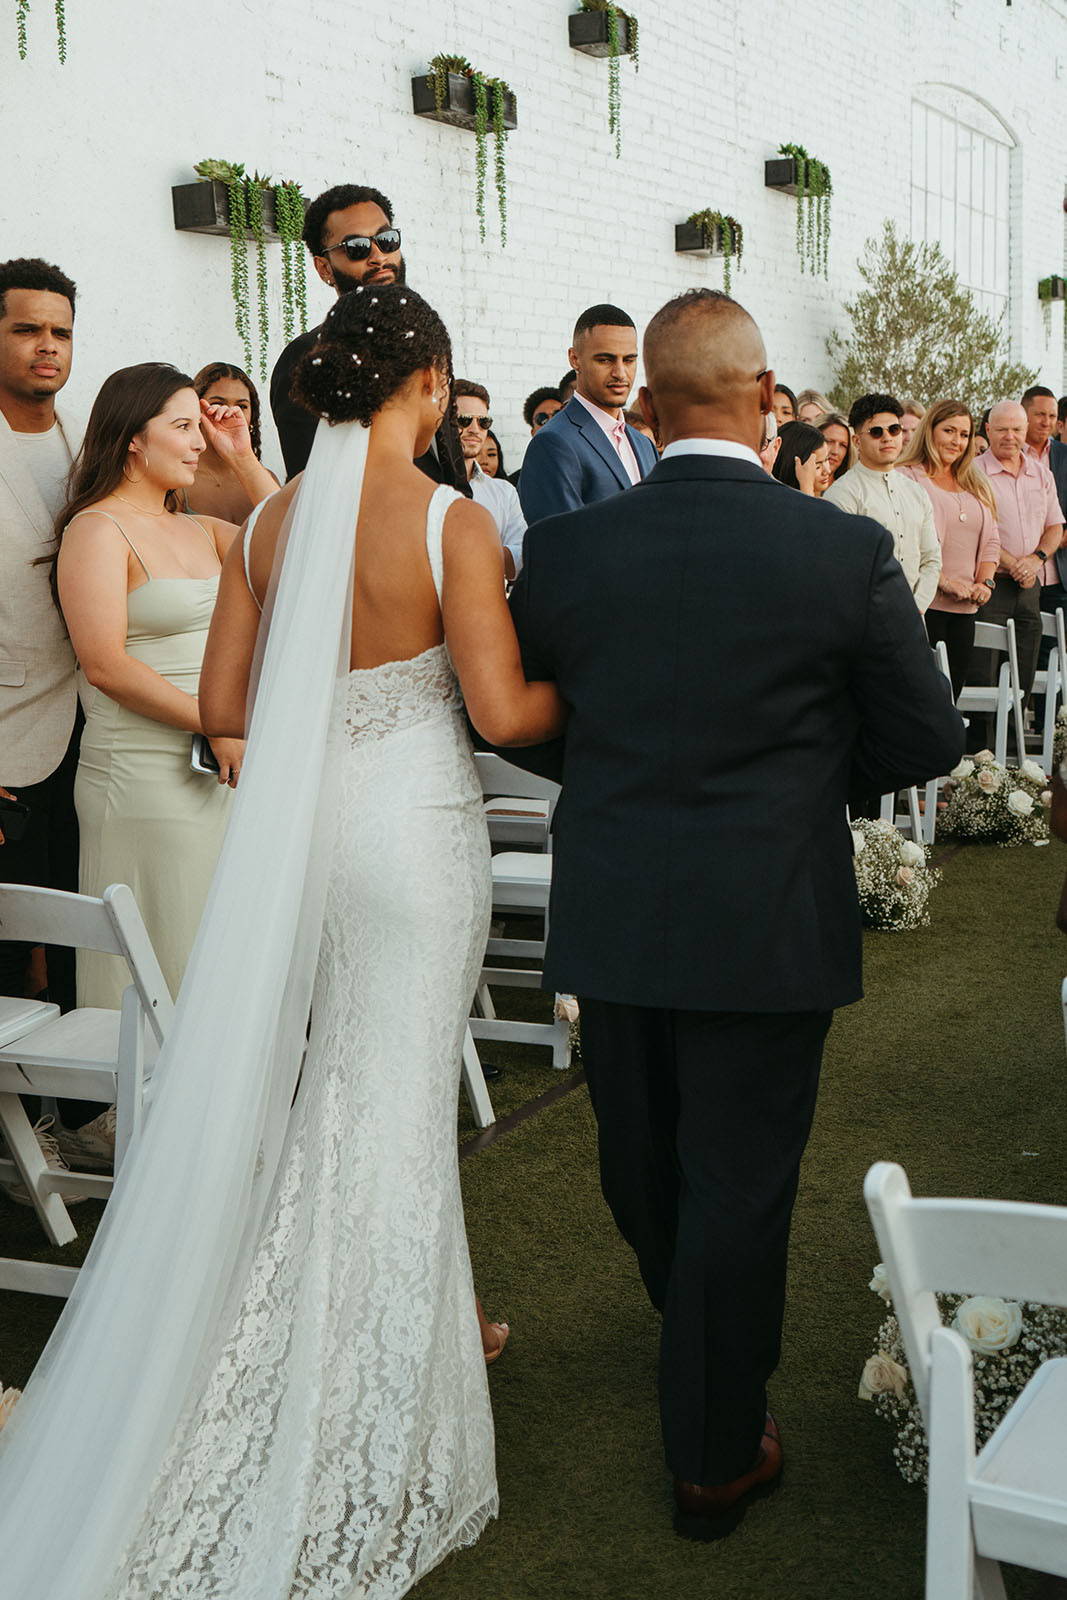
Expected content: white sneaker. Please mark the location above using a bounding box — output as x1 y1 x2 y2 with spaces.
1 1116 87 1205
55 1105 116 1173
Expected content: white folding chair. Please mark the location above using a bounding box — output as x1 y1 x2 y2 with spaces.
1032 609 1067 776
879 786 924 841
474 751 559 853
470 852 572 1071
915 639 956 844
865 1162 1067 1600
957 619 1026 767
0 882 172 1297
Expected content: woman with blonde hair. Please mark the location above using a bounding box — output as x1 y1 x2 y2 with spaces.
795 388 832 424
897 398 999 698
814 410 853 482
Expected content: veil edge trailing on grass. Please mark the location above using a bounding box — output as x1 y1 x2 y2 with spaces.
0 419 367 1600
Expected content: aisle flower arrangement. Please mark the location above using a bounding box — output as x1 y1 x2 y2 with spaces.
859 1265 1067 1485
1054 706 1067 772
937 753 1050 846
850 819 940 931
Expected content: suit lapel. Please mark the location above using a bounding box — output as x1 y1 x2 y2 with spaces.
566 401 631 492
625 426 656 480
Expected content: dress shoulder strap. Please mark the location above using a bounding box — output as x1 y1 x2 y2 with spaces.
67 507 150 581
424 484 462 603
183 512 222 564
243 500 267 612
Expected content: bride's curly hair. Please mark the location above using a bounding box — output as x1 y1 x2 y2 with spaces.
293 286 452 427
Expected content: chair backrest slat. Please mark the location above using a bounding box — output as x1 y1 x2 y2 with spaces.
474 752 561 804
0 884 124 954
973 621 1008 652
103 885 174 1046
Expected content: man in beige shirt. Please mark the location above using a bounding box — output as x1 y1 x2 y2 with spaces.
824 393 941 612
0 257 82 1028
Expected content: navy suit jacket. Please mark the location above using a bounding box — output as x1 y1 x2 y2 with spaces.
1046 438 1067 587
500 453 964 1013
518 395 658 525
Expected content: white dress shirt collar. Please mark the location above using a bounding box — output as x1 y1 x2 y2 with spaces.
660 437 763 470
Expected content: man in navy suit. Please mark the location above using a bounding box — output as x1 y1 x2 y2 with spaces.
518 303 658 524
501 289 963 1539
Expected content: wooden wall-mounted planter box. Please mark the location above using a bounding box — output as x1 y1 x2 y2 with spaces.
1041 275 1066 301
675 221 726 258
411 73 518 131
171 180 307 239
764 157 805 196
568 10 634 56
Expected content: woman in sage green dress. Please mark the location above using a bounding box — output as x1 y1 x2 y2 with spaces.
53 364 276 1159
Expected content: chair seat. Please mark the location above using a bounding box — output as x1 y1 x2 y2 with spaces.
0 1006 151 1100
0 995 59 1047
484 797 551 821
491 851 552 909
971 1358 1067 1577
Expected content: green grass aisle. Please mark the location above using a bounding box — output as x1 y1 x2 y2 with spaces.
2 843 1065 1597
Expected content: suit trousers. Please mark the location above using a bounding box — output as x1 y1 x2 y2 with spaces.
578 997 830 1486
968 576 1041 755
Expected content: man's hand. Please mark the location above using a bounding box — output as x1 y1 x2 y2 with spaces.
0 785 17 846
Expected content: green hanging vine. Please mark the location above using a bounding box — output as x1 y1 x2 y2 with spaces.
1039 277 1055 345
427 55 511 246
686 210 744 295
193 160 308 377
578 0 638 159
777 143 832 277
14 0 65 59
275 181 308 344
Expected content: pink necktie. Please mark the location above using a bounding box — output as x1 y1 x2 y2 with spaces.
611 420 626 455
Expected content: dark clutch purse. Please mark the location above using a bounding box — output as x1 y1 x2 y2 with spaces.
0 795 31 844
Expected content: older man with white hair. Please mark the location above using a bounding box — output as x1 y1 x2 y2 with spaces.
974 400 1064 751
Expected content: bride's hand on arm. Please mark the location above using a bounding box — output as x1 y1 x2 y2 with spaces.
58 514 202 730
199 526 263 742
442 500 566 747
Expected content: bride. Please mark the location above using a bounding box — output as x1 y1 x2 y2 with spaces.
0 288 565 1598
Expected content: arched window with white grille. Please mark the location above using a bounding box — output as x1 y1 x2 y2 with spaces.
910 86 1014 323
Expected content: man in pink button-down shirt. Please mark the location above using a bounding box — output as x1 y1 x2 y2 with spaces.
975 400 1064 750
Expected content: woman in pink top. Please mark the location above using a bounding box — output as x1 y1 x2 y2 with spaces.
897 399 1000 699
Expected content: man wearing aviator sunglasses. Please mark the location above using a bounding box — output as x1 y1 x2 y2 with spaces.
453 379 527 579
269 183 470 496
825 391 940 616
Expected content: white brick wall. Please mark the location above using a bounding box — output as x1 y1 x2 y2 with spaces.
4 0 1067 472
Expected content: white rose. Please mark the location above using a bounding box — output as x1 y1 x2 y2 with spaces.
1042 790 1053 807
977 768 1001 792
869 1263 892 1303
895 866 915 886
0 1385 20 1433
974 750 996 764
851 829 866 856
900 841 924 866
1021 760 1047 784
858 1352 909 1400
952 1296 1023 1355
949 758 975 779
1006 790 1034 816
874 819 898 836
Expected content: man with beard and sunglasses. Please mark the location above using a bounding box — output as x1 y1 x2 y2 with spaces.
824 392 940 614
269 184 469 494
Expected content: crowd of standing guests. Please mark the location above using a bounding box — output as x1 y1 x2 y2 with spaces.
0 176 1066 1185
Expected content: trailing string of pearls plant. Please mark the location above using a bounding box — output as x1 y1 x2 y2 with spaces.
193 160 309 380
15 0 66 60
428 54 512 245
578 0 639 158
778 143 832 277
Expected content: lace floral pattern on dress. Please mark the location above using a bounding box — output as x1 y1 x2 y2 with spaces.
345 644 462 746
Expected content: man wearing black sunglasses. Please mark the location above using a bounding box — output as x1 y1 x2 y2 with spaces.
508 386 563 487
825 392 940 615
268 184 469 495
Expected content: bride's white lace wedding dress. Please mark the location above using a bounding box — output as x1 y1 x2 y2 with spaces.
106 484 497 1598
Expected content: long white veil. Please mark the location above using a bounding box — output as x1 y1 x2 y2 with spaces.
0 419 367 1600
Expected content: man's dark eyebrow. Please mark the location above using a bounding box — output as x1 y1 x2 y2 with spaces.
10 320 72 334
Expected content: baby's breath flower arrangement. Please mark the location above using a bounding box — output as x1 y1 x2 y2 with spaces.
937 752 1050 846
850 819 941 931
1054 706 1067 773
860 1266 1067 1486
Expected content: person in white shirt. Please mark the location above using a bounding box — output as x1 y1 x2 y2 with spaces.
823 392 940 613
452 379 527 578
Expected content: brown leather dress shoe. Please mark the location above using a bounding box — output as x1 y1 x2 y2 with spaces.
672 1414 783 1541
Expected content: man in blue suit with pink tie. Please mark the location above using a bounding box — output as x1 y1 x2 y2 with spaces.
519 304 658 525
